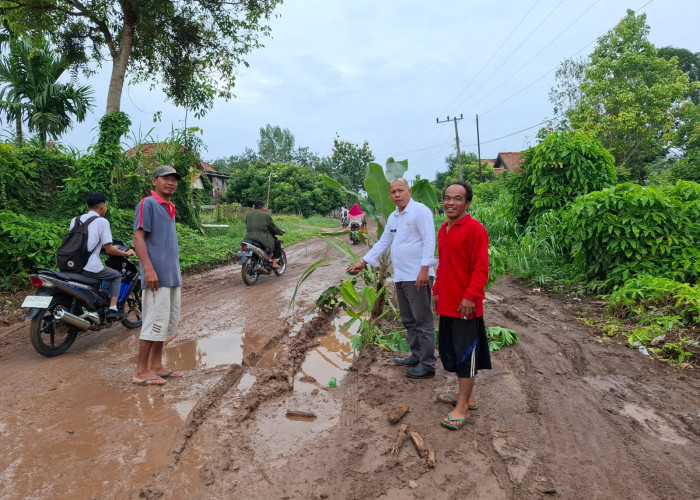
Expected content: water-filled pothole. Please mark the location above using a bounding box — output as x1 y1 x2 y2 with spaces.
294 314 358 394
164 327 266 370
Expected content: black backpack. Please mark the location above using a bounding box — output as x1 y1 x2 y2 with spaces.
56 215 100 272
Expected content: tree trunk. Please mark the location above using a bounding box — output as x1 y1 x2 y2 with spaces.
105 3 137 114
14 114 23 147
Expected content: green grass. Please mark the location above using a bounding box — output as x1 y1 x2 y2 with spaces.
178 214 339 272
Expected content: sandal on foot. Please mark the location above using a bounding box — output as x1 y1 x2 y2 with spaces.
132 377 166 386
436 394 478 410
436 394 458 405
441 412 469 430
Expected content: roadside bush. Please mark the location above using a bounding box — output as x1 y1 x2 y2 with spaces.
604 275 700 324
0 211 64 289
668 152 700 183
563 182 700 285
0 144 33 212
511 131 616 225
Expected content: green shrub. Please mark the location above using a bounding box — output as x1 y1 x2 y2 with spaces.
0 210 64 289
563 182 700 285
604 275 700 324
511 131 616 225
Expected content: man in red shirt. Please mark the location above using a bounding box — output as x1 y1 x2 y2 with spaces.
432 181 491 430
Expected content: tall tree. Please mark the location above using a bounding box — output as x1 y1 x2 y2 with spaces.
564 10 694 182
433 152 496 193
0 36 93 146
328 136 374 196
0 0 282 117
257 124 296 163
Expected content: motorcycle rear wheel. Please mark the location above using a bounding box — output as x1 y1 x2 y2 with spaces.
241 257 260 285
30 297 79 357
274 250 287 276
121 285 143 329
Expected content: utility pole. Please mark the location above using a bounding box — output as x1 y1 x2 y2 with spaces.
476 114 483 182
436 113 464 181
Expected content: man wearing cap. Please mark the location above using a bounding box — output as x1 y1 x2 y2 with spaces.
244 200 285 268
132 165 184 386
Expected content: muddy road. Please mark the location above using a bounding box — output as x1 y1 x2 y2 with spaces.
1 232 698 500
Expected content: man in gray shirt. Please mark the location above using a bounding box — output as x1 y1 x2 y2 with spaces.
132 165 184 386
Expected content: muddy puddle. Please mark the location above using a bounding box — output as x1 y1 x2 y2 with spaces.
241 314 358 464
163 326 267 370
293 314 358 393
1 377 183 498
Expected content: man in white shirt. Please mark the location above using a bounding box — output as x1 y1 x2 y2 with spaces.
72 193 135 320
347 178 437 378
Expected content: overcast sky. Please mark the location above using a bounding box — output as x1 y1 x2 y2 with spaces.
55 0 699 182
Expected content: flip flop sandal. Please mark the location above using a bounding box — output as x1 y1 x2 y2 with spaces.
441 412 469 430
436 394 479 410
160 371 184 378
132 377 166 386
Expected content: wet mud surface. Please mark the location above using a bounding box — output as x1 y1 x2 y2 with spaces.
1 230 699 499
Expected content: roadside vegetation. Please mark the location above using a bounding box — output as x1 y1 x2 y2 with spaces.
0 9 697 366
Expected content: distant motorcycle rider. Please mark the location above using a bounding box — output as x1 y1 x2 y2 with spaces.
244 201 284 268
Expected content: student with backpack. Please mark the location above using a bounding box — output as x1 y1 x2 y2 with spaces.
62 192 135 320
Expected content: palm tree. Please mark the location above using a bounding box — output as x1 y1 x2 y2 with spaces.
0 36 94 147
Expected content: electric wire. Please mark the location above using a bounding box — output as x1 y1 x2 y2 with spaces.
467 0 601 112
455 0 565 111
437 0 542 118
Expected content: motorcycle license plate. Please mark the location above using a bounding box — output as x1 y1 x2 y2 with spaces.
237 250 253 257
21 295 52 308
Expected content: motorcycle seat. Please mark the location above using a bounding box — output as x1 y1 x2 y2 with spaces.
38 268 101 285
242 239 265 249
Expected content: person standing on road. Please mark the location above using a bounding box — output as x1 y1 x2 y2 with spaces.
347 178 437 378
132 165 184 386
432 181 491 430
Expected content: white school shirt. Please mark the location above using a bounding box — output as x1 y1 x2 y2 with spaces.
69 210 113 273
363 198 436 282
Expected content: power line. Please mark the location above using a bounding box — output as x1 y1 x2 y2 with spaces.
467 0 601 112
455 0 565 111
462 116 562 148
438 0 542 118
475 0 659 118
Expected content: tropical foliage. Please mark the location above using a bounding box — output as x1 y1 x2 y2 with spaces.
0 36 94 146
1 0 283 117
510 130 616 225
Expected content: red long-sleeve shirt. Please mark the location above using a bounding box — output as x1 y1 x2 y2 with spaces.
432 214 489 319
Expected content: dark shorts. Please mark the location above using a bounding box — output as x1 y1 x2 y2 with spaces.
438 315 492 378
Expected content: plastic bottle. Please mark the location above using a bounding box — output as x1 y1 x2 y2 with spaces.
638 346 649 356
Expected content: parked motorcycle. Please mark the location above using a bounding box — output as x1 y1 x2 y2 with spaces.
237 237 287 285
21 241 142 357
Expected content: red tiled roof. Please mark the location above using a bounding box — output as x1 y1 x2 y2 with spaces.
493 152 524 175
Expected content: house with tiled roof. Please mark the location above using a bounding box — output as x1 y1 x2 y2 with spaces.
193 161 231 199
493 152 524 175
125 143 231 199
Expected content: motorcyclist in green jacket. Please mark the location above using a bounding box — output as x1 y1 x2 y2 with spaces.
244 201 284 268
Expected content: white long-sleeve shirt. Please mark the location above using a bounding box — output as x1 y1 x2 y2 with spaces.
363 198 436 282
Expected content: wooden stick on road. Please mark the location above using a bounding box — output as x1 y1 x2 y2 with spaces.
391 424 409 455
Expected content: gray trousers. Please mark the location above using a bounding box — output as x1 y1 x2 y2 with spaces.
395 279 436 370
82 267 122 298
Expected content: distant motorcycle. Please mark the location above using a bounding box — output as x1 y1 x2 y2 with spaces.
237 237 287 285
21 241 142 357
348 219 366 245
